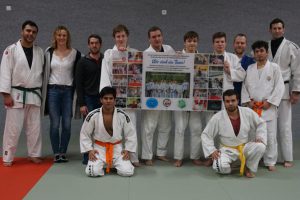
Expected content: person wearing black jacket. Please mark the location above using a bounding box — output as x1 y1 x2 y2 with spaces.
75 34 103 164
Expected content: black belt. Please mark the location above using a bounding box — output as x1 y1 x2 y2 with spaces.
11 86 42 107
284 81 289 84
48 84 73 89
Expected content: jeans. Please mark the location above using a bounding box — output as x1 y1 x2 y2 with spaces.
84 94 101 113
82 94 101 164
48 85 73 154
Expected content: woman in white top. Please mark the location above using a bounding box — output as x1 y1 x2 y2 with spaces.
42 26 81 163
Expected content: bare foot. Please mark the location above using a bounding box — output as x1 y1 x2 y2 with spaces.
174 160 183 167
3 162 12 167
283 161 293 168
132 162 142 167
144 159 153 166
245 168 255 178
203 159 213 167
157 156 169 162
192 159 203 166
28 157 43 164
267 166 276 171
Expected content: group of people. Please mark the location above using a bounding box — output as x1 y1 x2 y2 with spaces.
0 18 299 179
145 80 190 98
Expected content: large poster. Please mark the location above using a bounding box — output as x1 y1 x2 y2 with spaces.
111 50 143 109
142 52 224 111
111 51 224 111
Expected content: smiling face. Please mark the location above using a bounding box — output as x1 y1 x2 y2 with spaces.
21 25 38 46
270 22 285 39
233 36 247 56
55 29 68 47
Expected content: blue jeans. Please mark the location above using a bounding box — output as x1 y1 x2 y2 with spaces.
84 94 101 112
48 85 73 154
82 94 101 164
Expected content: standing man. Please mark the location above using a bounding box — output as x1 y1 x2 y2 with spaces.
76 34 103 164
80 87 137 177
233 33 255 103
141 26 175 165
173 31 209 167
242 40 284 171
0 20 44 166
212 32 245 92
100 24 140 166
268 18 300 168
202 89 267 178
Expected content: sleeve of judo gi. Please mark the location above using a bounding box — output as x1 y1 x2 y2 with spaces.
241 73 251 104
229 56 246 82
121 111 137 153
289 43 300 92
80 112 96 153
0 46 13 93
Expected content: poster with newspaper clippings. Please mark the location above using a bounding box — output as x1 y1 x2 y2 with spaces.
142 52 224 111
142 52 194 111
111 51 143 109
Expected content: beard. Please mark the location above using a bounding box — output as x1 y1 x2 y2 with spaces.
226 105 238 113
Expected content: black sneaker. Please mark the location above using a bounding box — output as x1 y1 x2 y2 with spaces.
54 154 61 163
60 154 69 163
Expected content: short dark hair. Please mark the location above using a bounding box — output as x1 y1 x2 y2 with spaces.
251 40 268 51
184 31 199 41
222 89 238 101
212 32 226 42
269 18 285 29
22 20 38 32
233 33 247 42
148 26 162 38
100 87 116 99
88 34 102 44
112 24 129 38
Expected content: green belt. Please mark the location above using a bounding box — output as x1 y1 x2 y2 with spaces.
11 86 42 107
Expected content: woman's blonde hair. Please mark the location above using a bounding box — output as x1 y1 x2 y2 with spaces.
51 25 71 49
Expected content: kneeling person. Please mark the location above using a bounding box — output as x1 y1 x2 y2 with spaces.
201 90 267 178
80 87 137 177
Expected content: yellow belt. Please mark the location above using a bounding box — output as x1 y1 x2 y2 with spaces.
223 144 246 176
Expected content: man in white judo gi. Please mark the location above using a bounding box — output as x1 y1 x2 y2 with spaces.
202 89 267 178
141 26 175 165
99 24 140 166
268 18 300 168
0 20 44 166
80 87 137 177
173 31 210 167
242 40 284 171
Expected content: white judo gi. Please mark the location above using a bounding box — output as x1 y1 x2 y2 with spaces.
268 38 300 162
174 49 203 160
141 44 175 160
201 107 267 174
80 107 137 177
99 45 139 163
0 40 44 163
242 60 284 166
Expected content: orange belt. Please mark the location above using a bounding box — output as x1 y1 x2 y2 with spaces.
95 140 122 173
253 101 264 117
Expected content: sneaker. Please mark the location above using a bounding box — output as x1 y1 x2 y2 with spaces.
54 154 61 163
60 154 69 163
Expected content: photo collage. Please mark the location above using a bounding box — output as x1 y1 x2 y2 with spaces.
193 54 224 111
112 51 143 109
